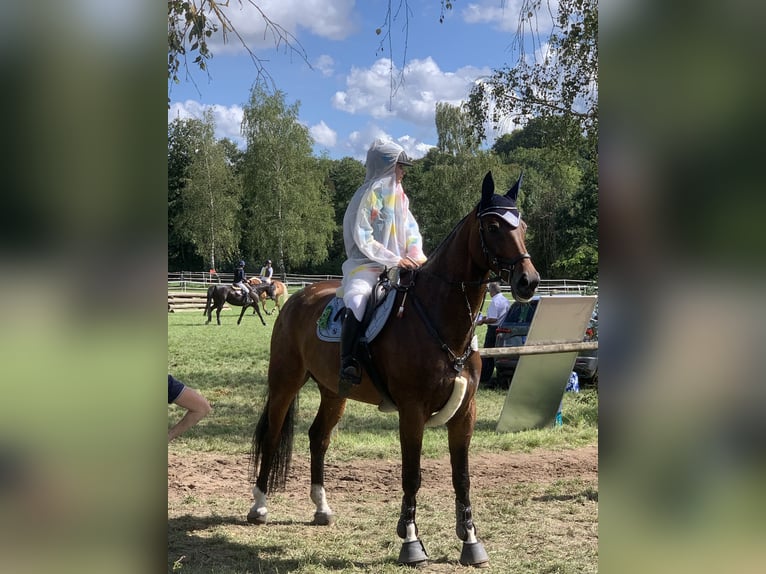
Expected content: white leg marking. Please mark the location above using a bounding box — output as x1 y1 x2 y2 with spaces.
249 485 268 519
465 525 478 544
404 522 419 542
310 484 333 516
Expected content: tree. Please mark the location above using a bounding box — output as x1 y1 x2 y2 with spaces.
172 110 242 270
240 83 334 275
168 117 206 271
435 102 480 156
466 0 598 147
315 156 366 274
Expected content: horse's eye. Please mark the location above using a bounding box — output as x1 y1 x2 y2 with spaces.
486 221 501 233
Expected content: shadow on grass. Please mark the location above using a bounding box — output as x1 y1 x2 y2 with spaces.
168 514 405 572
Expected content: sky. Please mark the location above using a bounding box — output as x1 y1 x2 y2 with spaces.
168 1 554 161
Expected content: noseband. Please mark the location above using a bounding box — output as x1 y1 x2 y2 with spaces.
478 216 531 281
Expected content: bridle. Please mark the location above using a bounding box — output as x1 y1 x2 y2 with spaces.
477 213 531 284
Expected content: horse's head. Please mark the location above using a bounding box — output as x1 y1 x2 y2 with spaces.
476 171 540 302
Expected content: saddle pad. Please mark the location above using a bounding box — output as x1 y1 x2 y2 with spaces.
316 290 397 343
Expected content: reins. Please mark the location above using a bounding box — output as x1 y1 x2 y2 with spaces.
396 272 480 373
389 214 530 373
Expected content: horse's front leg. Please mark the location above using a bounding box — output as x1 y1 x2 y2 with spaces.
308 390 347 525
237 304 248 325
448 398 489 567
251 300 267 325
396 411 429 566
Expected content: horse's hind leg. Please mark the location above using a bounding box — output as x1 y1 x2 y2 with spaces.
248 358 310 525
308 389 347 525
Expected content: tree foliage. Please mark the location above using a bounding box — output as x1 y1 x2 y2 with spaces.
239 83 335 275
316 157 366 274
171 110 243 270
169 117 205 271
466 0 598 146
435 102 480 156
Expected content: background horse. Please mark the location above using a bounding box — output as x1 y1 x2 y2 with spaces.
247 171 539 567
203 284 269 326
247 277 288 315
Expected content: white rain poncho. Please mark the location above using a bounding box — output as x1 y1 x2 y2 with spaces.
339 139 427 320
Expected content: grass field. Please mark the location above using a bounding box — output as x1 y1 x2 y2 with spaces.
168 302 599 573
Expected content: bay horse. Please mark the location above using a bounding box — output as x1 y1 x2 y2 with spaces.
247 277 288 315
247 172 540 567
203 283 270 326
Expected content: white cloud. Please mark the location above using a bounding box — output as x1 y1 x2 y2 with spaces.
310 121 337 148
345 125 435 162
206 0 358 54
314 54 335 77
332 57 491 127
168 101 245 146
461 1 556 33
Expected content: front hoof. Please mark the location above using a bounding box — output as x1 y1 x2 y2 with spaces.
459 541 489 567
246 509 268 525
312 511 335 526
398 539 429 567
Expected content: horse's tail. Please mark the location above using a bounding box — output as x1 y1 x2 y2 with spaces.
249 395 297 492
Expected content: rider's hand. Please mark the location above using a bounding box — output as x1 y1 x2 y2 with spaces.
398 256 420 270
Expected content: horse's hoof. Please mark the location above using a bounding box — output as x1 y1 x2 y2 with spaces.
398 539 429 567
312 511 335 526
246 509 268 525
459 541 489 567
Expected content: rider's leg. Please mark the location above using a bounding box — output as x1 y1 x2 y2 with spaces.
340 294 365 392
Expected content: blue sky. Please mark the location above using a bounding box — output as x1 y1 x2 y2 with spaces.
168 1 554 161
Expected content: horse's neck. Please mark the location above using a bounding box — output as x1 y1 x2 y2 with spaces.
414 219 489 344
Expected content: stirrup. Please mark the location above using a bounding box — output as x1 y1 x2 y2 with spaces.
340 360 361 383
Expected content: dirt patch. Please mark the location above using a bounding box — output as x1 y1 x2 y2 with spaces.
168 446 597 503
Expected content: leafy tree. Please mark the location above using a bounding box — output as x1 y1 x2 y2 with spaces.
240 83 334 275
168 117 206 271
406 151 517 254
435 102 480 156
316 156 366 274
492 115 582 158
466 0 598 147
172 110 242 270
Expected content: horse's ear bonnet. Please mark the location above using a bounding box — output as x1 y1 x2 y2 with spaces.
478 171 522 228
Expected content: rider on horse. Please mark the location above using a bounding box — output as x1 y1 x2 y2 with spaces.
233 260 255 305
259 259 276 299
338 139 427 393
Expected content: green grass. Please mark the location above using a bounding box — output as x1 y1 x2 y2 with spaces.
168 309 598 457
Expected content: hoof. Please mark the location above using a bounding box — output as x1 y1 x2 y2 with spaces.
398 539 429 567
312 511 335 526
246 509 268 525
459 541 489 567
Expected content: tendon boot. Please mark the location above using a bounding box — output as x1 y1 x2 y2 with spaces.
338 310 362 397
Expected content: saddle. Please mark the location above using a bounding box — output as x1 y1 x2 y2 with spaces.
316 274 397 343
316 269 412 410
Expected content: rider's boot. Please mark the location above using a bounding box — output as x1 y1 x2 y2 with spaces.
339 309 362 397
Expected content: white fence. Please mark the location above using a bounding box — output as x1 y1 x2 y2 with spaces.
168 271 596 296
